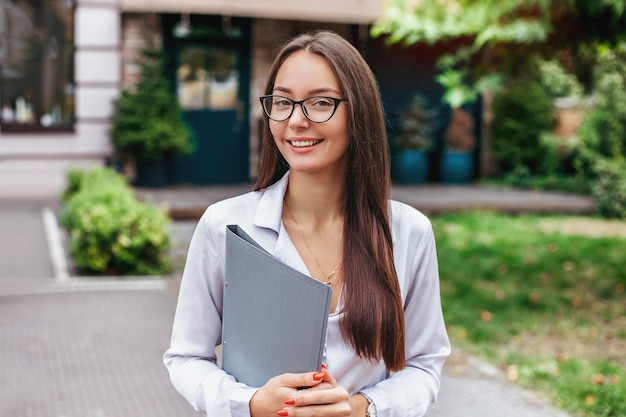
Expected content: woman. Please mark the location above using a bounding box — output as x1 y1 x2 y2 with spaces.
164 30 450 417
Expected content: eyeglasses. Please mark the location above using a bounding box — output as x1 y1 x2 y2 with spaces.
260 95 348 123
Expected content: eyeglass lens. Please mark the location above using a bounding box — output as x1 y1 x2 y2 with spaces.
262 96 340 123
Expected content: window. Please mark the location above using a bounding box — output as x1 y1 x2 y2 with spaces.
177 46 239 111
0 0 74 132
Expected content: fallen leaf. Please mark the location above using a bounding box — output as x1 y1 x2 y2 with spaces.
457 328 467 340
480 310 493 322
507 365 519 382
590 374 605 385
528 292 542 304
572 296 583 308
584 267 596 279
585 394 597 406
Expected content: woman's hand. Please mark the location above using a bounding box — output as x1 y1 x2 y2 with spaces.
250 367 351 417
250 371 326 417
276 366 351 417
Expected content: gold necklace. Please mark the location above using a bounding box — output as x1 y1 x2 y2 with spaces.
284 200 343 287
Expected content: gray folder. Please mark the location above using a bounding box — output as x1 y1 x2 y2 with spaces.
222 224 332 388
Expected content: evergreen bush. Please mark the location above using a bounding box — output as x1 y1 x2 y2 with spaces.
110 48 194 161
394 94 436 151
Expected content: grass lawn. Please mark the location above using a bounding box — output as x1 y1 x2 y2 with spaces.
431 212 626 417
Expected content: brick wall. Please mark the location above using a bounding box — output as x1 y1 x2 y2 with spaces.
120 13 161 89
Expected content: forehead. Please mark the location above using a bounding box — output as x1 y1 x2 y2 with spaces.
274 50 341 94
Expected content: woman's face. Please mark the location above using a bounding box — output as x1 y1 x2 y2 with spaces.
270 50 349 176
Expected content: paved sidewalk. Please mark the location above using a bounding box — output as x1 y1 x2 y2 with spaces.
135 183 596 219
426 353 572 417
0 185 587 417
0 201 200 417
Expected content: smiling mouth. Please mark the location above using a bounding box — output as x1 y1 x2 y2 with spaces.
288 139 323 148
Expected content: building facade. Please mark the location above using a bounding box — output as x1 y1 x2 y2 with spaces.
1 0 464 196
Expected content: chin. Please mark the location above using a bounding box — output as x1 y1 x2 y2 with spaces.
288 164 323 174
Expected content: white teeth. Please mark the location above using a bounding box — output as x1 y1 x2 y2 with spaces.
290 140 321 147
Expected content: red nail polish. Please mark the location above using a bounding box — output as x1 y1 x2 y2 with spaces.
284 398 296 406
313 372 324 381
277 410 289 417
321 363 327 370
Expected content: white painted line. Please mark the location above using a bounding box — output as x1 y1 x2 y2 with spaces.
49 278 169 292
0 278 169 297
42 207 70 283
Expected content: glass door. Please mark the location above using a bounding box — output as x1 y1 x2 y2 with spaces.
164 15 251 184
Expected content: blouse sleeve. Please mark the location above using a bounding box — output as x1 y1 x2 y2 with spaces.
163 205 258 417
361 213 451 417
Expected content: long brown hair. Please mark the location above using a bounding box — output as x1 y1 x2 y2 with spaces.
254 31 405 372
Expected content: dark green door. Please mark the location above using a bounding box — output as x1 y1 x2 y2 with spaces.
163 15 251 184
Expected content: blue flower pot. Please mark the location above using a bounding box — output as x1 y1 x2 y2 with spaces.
440 150 474 184
392 150 428 184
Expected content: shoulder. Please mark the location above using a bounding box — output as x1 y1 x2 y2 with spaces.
389 200 433 238
388 200 436 256
388 201 439 295
207 190 262 218
198 190 263 237
196 175 288 244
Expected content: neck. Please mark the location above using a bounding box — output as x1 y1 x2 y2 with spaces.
285 171 346 225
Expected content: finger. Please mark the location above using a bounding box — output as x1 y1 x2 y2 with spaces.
273 371 325 390
287 385 349 407
320 365 338 387
279 401 352 417
299 381 333 393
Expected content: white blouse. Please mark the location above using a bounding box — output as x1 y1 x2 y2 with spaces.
164 172 450 417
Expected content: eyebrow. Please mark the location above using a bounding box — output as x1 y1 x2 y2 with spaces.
273 86 342 96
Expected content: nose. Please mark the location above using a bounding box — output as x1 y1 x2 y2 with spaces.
288 103 310 127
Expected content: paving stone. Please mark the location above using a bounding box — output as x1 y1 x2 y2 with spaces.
0 286 201 417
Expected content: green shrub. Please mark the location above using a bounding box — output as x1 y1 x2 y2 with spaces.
495 165 589 194
61 167 171 275
62 167 129 203
591 159 626 219
485 131 589 193
574 51 626 185
537 58 584 100
490 78 555 173
536 133 579 180
575 108 625 182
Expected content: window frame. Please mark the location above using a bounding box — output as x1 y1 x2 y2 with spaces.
0 0 76 134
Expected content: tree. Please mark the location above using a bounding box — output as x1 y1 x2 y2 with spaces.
372 0 626 104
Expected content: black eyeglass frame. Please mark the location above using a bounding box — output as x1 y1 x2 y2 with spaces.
259 95 348 123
